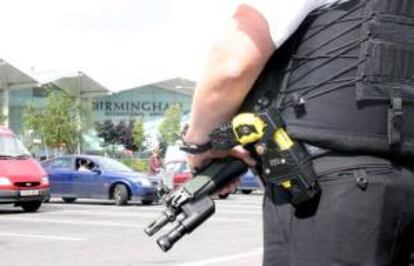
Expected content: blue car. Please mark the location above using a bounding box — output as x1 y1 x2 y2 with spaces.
238 169 262 194
218 169 263 199
41 155 158 205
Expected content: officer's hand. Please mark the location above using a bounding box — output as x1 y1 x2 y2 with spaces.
187 146 256 171
186 146 256 196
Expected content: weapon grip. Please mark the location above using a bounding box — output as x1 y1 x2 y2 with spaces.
192 157 249 198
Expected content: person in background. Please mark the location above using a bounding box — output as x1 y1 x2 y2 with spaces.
78 160 91 172
149 148 163 175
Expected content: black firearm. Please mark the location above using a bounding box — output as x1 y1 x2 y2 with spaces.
145 103 320 252
144 157 248 252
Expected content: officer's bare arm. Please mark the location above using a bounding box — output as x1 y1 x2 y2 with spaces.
184 4 276 147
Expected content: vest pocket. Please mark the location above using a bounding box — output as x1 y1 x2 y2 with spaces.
316 161 394 185
356 41 414 103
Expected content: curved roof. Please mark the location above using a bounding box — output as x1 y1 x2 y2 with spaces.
0 59 38 90
119 77 196 96
43 71 110 98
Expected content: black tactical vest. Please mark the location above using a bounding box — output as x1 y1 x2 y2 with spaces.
244 0 414 158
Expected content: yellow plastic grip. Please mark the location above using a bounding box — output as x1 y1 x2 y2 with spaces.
274 128 294 151
280 180 292 189
232 113 265 145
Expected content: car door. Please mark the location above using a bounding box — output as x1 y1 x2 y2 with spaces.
45 157 76 196
74 158 107 198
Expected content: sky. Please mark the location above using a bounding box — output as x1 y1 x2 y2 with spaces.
0 0 241 92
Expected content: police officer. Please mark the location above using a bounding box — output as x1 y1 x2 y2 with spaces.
182 0 414 265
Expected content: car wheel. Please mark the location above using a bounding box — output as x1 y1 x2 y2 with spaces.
21 201 42 212
142 200 153 205
113 184 129 206
241 189 253 195
218 193 230 199
62 197 77 203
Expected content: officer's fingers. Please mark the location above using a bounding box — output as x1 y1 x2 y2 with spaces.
228 178 240 193
186 153 211 171
228 146 256 167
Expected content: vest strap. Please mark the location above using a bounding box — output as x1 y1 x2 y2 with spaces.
387 94 403 146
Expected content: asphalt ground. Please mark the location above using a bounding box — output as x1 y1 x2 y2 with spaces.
0 192 264 266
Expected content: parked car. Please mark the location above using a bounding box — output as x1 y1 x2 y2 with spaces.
0 127 49 212
164 160 192 190
216 169 262 199
146 170 172 198
163 159 261 197
41 155 158 205
237 169 262 194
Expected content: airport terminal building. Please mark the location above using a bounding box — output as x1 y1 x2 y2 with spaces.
0 59 195 151
92 78 194 124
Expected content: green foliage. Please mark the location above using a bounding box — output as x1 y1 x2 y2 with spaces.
23 90 91 153
132 118 145 151
117 120 137 151
95 119 118 153
0 114 7 125
121 158 149 172
96 119 145 152
158 104 182 145
95 120 117 145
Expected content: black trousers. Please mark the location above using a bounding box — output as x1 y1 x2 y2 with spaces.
262 154 414 266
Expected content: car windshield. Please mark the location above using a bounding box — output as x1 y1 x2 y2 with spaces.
0 135 30 157
99 157 133 172
165 161 189 173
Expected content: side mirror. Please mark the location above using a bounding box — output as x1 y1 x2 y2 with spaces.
91 167 102 175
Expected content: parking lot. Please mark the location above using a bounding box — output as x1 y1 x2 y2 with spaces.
0 192 264 266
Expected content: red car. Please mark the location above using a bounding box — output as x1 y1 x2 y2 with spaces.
0 127 49 212
164 160 192 190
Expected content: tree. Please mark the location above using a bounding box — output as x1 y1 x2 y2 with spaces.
23 90 90 155
96 119 145 153
132 118 145 151
95 119 118 152
115 120 136 151
123 120 137 151
158 103 182 145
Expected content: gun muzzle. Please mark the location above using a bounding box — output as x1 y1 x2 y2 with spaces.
155 196 215 252
144 208 175 236
156 224 185 252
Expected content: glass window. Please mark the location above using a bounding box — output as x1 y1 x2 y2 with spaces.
165 161 188 174
0 135 30 156
98 157 133 172
50 158 73 169
76 158 96 172
178 162 189 172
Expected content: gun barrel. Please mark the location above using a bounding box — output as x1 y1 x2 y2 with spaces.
144 157 248 252
157 224 185 252
144 208 175 236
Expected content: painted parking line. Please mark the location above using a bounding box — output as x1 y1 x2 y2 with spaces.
36 210 259 223
215 209 261 215
177 248 263 266
0 217 143 228
44 210 167 218
44 200 262 211
56 209 261 217
0 232 86 241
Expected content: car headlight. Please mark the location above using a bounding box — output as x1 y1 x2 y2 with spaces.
0 177 11 186
41 176 49 185
136 177 152 187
